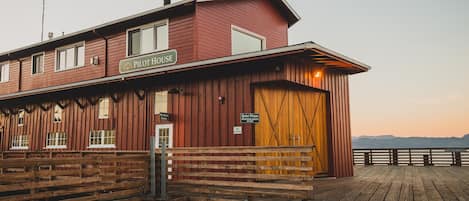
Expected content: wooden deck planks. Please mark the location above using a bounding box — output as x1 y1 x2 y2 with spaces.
312 166 469 201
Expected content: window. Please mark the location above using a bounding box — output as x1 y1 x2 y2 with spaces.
231 26 266 55
53 105 63 123
11 135 28 150
98 98 110 119
127 20 168 56
0 63 9 83
89 130 116 148
46 132 67 149
56 42 85 71
18 110 25 126
32 53 44 74
155 91 168 114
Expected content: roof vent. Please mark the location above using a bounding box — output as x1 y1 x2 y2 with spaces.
48 32 54 40
164 0 171 6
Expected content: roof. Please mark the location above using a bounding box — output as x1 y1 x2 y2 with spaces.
0 0 300 62
0 42 370 101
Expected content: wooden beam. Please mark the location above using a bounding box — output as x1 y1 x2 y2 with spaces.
86 97 99 106
134 90 145 100
110 93 123 103
73 98 87 109
38 103 51 112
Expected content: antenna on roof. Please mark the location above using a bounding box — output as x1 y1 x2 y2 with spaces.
41 0 45 42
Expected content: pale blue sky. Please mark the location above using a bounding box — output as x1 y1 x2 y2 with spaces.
0 0 468 137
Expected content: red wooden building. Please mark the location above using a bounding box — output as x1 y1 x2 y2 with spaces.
0 0 369 177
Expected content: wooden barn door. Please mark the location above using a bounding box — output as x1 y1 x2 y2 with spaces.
254 86 329 175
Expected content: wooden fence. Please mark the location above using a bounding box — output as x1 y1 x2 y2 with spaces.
353 148 469 166
0 151 149 201
161 146 315 200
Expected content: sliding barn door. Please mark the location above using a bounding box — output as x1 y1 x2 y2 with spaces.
254 86 329 174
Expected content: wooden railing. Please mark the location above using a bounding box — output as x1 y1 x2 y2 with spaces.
160 146 315 200
0 151 149 201
353 148 469 166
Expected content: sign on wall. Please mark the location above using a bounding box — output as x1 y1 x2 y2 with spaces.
233 126 243 135
160 113 171 121
119 50 178 74
240 113 260 124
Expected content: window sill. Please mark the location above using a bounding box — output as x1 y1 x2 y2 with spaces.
45 146 67 149
54 65 85 73
88 145 116 149
10 147 28 150
0 81 9 84
126 48 170 59
98 117 109 120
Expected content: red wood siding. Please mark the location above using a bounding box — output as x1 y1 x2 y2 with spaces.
285 60 354 177
196 0 288 60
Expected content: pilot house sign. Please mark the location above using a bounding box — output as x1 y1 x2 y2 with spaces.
119 50 178 73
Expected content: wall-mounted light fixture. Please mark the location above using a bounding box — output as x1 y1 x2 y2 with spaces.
218 96 226 104
314 70 322 78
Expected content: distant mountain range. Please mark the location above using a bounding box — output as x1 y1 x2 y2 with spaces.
352 134 469 149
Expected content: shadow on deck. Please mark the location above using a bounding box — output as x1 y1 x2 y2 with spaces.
313 166 469 201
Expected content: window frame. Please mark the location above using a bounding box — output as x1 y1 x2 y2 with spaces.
88 130 116 149
126 19 169 57
154 91 168 115
11 135 29 150
54 42 86 72
45 132 67 149
0 62 10 83
231 25 267 55
18 109 25 126
98 97 110 119
31 52 45 75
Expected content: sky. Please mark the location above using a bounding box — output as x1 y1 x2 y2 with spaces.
0 0 468 137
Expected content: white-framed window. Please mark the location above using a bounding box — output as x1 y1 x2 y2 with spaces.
0 62 9 83
231 25 266 55
155 91 168 114
127 19 169 57
18 110 25 126
55 42 85 71
98 97 110 119
53 105 63 123
11 135 29 150
32 52 45 74
89 130 116 148
46 132 67 149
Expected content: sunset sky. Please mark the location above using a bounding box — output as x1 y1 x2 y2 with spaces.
0 0 468 137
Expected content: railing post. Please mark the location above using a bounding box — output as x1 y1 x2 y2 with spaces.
454 152 462 167
364 152 371 166
160 140 167 200
150 136 156 198
392 149 398 166
408 149 413 166
429 149 433 166
423 155 430 166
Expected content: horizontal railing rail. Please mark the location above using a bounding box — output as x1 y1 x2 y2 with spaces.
353 148 469 166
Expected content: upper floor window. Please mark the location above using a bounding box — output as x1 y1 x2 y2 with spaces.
56 42 85 71
53 105 63 123
98 97 110 119
0 63 9 83
32 53 45 74
11 135 29 150
155 91 168 114
127 20 169 56
231 25 266 55
18 110 25 126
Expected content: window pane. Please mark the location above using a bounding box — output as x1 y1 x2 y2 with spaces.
66 48 75 68
129 30 141 56
33 54 44 74
141 27 155 54
76 46 85 66
231 29 263 55
155 91 168 114
99 98 109 119
58 50 66 70
54 105 62 122
156 24 168 51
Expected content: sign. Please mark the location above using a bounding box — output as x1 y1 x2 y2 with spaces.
240 113 259 124
159 113 171 121
233 126 243 135
119 49 177 73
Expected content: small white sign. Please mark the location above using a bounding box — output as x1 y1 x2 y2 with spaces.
233 126 243 135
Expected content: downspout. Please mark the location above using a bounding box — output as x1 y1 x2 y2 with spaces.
16 58 22 92
92 30 109 77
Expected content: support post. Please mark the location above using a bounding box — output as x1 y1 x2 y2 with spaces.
150 136 156 198
160 140 167 200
